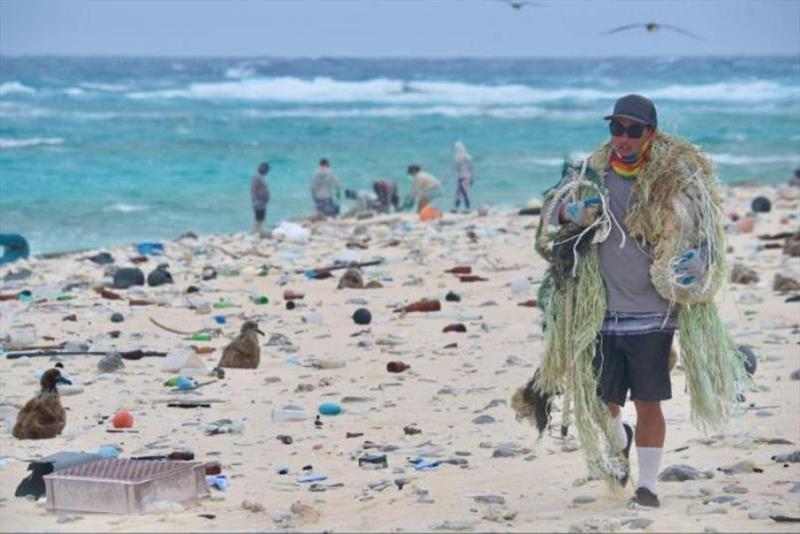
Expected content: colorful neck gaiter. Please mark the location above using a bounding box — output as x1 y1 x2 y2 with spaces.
609 138 653 178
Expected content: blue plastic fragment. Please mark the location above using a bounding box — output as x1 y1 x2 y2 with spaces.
296 472 327 483
411 457 441 471
175 376 196 391
137 242 165 256
98 445 120 458
206 474 229 491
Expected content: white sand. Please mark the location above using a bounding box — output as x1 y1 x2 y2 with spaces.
0 185 798 533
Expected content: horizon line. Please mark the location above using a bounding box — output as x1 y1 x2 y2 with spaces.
1 52 799 61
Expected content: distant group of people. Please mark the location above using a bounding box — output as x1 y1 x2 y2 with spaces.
248 141 475 232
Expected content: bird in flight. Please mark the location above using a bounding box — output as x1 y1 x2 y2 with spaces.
494 0 544 10
604 22 705 41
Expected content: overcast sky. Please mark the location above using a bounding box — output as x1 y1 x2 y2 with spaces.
0 0 798 58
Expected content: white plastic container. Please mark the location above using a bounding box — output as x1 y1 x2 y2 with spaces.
44 459 208 514
4 326 37 350
271 405 312 422
509 275 530 297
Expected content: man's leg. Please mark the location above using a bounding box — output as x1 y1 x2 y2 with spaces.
461 180 471 210
593 334 633 456
633 400 664 500
418 196 429 212
608 403 628 449
253 208 265 234
625 331 673 507
593 332 634 488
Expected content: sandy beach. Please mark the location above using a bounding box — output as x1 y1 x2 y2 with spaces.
0 183 798 533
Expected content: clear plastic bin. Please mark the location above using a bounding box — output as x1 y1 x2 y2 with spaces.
44 459 209 514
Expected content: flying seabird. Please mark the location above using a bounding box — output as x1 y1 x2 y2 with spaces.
604 22 705 41
493 0 544 10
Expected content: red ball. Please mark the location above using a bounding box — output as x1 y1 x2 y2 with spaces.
112 410 134 429
737 217 755 234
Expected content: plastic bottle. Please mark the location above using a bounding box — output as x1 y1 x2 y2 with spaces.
184 333 212 342
271 405 312 422
401 299 441 313
509 275 530 296
304 311 325 326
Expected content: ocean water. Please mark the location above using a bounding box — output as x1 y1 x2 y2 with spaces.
1 56 798 254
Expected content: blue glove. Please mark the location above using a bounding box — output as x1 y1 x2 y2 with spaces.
672 248 708 287
564 195 602 227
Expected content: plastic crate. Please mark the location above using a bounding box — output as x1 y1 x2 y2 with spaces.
44 459 209 514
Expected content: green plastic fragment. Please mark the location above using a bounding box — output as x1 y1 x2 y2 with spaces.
184 333 212 341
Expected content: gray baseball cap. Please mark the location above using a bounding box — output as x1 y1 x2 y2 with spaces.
604 94 657 128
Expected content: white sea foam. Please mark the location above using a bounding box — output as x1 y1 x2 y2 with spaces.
80 82 131 92
648 80 798 103
0 81 36 96
0 102 51 118
102 203 149 213
0 137 64 149
224 66 257 79
64 87 86 96
519 152 592 167
240 105 593 120
520 157 565 167
125 76 798 105
709 153 800 165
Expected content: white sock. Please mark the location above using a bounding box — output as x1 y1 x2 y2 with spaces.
611 412 628 450
637 447 663 493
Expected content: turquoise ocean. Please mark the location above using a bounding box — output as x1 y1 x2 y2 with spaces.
1 56 798 254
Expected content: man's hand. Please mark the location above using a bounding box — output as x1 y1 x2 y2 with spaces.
563 195 602 227
672 248 708 287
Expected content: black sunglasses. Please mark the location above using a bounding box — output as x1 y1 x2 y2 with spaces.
609 121 648 139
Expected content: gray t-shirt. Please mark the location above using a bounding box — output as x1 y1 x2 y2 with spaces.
311 168 340 201
597 170 669 314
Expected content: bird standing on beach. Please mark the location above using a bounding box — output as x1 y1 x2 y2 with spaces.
603 22 704 41
217 320 265 369
12 368 71 439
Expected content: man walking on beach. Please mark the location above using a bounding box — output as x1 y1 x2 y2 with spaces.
250 162 270 235
311 158 342 217
526 95 744 508
452 141 474 212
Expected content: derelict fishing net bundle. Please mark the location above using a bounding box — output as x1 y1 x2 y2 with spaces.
528 132 747 487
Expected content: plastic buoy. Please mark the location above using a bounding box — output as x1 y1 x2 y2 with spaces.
318 402 342 416
112 410 134 429
737 217 755 233
352 308 372 325
419 205 441 222
751 196 771 213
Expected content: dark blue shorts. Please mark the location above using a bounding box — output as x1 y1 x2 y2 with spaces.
592 331 674 406
314 198 340 216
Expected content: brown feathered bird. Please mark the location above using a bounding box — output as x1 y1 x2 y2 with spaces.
217 320 265 369
13 368 71 440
